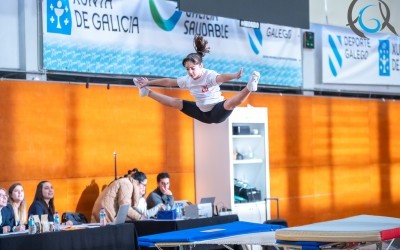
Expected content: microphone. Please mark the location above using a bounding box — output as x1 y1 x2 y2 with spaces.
114 152 117 180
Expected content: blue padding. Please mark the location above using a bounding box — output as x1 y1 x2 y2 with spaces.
138 241 156 247
276 240 330 250
139 221 285 246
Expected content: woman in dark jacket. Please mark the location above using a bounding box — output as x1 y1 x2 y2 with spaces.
28 181 55 221
0 187 15 234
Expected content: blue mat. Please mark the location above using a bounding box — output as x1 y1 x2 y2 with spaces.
139 221 285 247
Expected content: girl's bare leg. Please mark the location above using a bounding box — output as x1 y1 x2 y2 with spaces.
147 90 183 110
223 71 260 110
224 88 251 110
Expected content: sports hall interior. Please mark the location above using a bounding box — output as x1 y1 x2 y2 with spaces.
0 0 399 226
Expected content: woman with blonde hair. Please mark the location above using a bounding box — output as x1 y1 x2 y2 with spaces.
8 183 26 231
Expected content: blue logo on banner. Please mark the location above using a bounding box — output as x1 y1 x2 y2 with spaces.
248 28 263 55
347 0 398 38
328 35 343 77
47 0 72 35
149 0 182 31
378 40 390 76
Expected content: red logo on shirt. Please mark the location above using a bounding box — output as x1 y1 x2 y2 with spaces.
202 85 209 93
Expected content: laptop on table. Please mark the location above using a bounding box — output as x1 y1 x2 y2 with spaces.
87 203 130 226
112 203 130 225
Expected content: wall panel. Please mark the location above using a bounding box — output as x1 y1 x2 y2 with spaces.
1 80 400 225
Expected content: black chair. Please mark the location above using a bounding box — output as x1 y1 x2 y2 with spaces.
263 198 288 250
263 198 288 226
264 218 288 227
61 212 89 225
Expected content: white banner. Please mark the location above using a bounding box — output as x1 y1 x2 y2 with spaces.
43 0 302 87
322 25 400 85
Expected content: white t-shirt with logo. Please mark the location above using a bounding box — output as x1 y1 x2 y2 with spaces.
177 69 224 112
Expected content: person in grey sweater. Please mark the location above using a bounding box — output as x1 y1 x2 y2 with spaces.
146 172 174 209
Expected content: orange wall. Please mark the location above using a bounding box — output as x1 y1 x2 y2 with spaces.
0 79 399 226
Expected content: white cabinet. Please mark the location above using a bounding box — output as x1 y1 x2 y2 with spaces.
194 107 270 223
233 202 267 223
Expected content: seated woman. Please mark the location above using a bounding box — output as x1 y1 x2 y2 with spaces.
91 172 145 223
0 188 14 234
131 169 165 218
8 183 27 232
28 181 73 226
28 181 55 221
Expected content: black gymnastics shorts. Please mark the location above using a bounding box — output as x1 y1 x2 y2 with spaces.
180 100 233 124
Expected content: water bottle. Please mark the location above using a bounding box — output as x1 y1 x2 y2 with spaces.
99 208 107 226
28 215 37 234
54 212 61 231
175 204 180 219
176 204 182 219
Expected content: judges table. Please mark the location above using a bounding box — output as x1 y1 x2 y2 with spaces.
0 223 138 250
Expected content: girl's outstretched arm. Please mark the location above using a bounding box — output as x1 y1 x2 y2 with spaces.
216 68 243 84
137 77 178 87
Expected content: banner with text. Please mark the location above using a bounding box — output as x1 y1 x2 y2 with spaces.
42 0 302 87
322 25 400 85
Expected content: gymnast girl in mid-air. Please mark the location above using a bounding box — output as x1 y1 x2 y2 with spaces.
133 35 260 124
